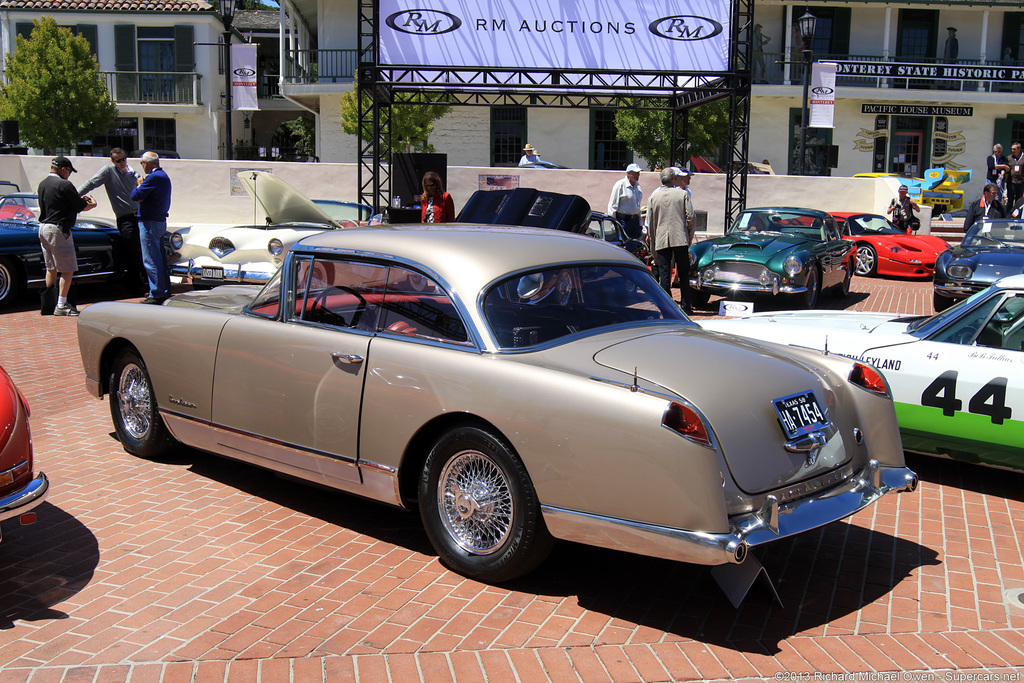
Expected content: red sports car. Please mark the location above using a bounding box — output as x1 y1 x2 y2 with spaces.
0 363 48 542
832 212 949 278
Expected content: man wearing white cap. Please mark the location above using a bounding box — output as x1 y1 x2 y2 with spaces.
608 163 644 239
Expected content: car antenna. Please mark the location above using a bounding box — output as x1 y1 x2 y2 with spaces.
824 335 829 355
631 366 639 392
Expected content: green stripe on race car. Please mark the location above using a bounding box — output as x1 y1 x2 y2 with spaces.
895 401 1024 449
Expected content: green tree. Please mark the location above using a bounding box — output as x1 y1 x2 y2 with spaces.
0 17 117 150
614 99 731 169
340 79 452 157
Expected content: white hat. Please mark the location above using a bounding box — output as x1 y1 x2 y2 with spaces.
626 163 642 173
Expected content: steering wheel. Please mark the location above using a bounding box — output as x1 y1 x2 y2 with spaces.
310 285 366 327
952 322 982 345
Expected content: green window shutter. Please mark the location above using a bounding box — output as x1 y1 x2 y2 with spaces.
993 118 1013 148
831 8 851 56
76 24 98 56
1002 13 1022 60
15 22 33 41
114 24 136 71
174 25 194 72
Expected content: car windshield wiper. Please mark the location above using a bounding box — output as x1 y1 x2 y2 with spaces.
970 235 1007 248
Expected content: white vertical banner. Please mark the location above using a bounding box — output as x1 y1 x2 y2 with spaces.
231 43 259 111
809 62 837 128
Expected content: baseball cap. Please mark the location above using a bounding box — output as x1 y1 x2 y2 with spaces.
626 163 642 173
51 156 78 173
674 167 690 177
898 184 908 191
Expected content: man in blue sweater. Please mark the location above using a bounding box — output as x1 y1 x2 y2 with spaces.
130 151 172 304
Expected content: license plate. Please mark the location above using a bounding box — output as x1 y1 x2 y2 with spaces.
201 266 224 280
773 391 829 439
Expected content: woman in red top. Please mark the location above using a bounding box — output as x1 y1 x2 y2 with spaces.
420 171 455 223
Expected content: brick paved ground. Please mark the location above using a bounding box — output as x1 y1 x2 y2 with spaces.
1 278 1022 682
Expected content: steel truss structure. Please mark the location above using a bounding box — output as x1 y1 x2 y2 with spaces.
358 0 753 224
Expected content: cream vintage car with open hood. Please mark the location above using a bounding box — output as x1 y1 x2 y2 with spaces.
79 224 917 601
167 171 369 288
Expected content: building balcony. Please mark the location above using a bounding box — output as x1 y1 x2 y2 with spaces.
754 52 1024 94
282 49 359 84
102 71 202 106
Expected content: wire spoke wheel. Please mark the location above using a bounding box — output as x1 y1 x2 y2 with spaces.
438 450 513 554
108 348 175 458
116 362 152 440
420 426 553 582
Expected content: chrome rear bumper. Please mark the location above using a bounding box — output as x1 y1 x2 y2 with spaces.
542 461 916 566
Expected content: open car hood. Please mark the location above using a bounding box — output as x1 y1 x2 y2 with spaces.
236 171 339 226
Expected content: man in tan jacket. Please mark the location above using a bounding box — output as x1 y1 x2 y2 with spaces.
648 167 695 312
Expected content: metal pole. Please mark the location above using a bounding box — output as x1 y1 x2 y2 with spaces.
798 46 810 176
224 27 233 160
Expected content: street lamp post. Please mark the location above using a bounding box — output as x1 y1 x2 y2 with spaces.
796 11 817 176
222 0 237 160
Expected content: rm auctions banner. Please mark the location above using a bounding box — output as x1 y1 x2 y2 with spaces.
378 0 732 75
808 62 836 128
231 43 259 111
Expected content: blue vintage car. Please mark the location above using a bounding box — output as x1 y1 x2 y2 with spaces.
0 193 128 309
688 207 855 309
933 218 1024 312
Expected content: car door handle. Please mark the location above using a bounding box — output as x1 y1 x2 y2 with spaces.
331 353 364 365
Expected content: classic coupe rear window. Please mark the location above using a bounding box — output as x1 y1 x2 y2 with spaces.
483 265 687 349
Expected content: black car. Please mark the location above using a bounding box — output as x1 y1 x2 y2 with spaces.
584 211 649 263
933 218 1024 312
456 188 647 262
0 193 128 309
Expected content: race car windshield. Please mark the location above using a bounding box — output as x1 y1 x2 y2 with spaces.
907 287 994 335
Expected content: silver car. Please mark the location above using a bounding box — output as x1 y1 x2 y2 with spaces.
78 225 916 592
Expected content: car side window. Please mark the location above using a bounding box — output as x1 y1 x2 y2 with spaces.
293 257 387 331
245 269 284 319
975 295 1024 350
930 294 1004 346
824 216 839 241
378 266 469 344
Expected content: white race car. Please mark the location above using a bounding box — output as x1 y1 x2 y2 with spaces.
703 274 1024 473
168 172 367 288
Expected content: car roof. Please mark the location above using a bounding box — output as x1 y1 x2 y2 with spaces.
294 224 641 294
997 274 1024 289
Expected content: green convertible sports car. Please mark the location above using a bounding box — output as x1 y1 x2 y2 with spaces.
688 207 856 309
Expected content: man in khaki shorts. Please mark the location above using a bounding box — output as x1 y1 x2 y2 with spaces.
37 156 97 315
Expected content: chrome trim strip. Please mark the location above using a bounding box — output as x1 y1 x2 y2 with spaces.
542 463 916 566
159 411 403 507
0 472 49 523
933 283 977 295
160 409 358 466
168 263 274 285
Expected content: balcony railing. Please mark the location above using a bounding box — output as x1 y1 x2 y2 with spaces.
283 49 359 84
754 53 1024 92
102 71 202 105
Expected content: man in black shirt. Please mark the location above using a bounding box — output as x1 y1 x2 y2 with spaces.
37 156 97 315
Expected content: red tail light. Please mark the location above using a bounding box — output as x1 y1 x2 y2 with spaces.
662 402 712 447
849 362 890 398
